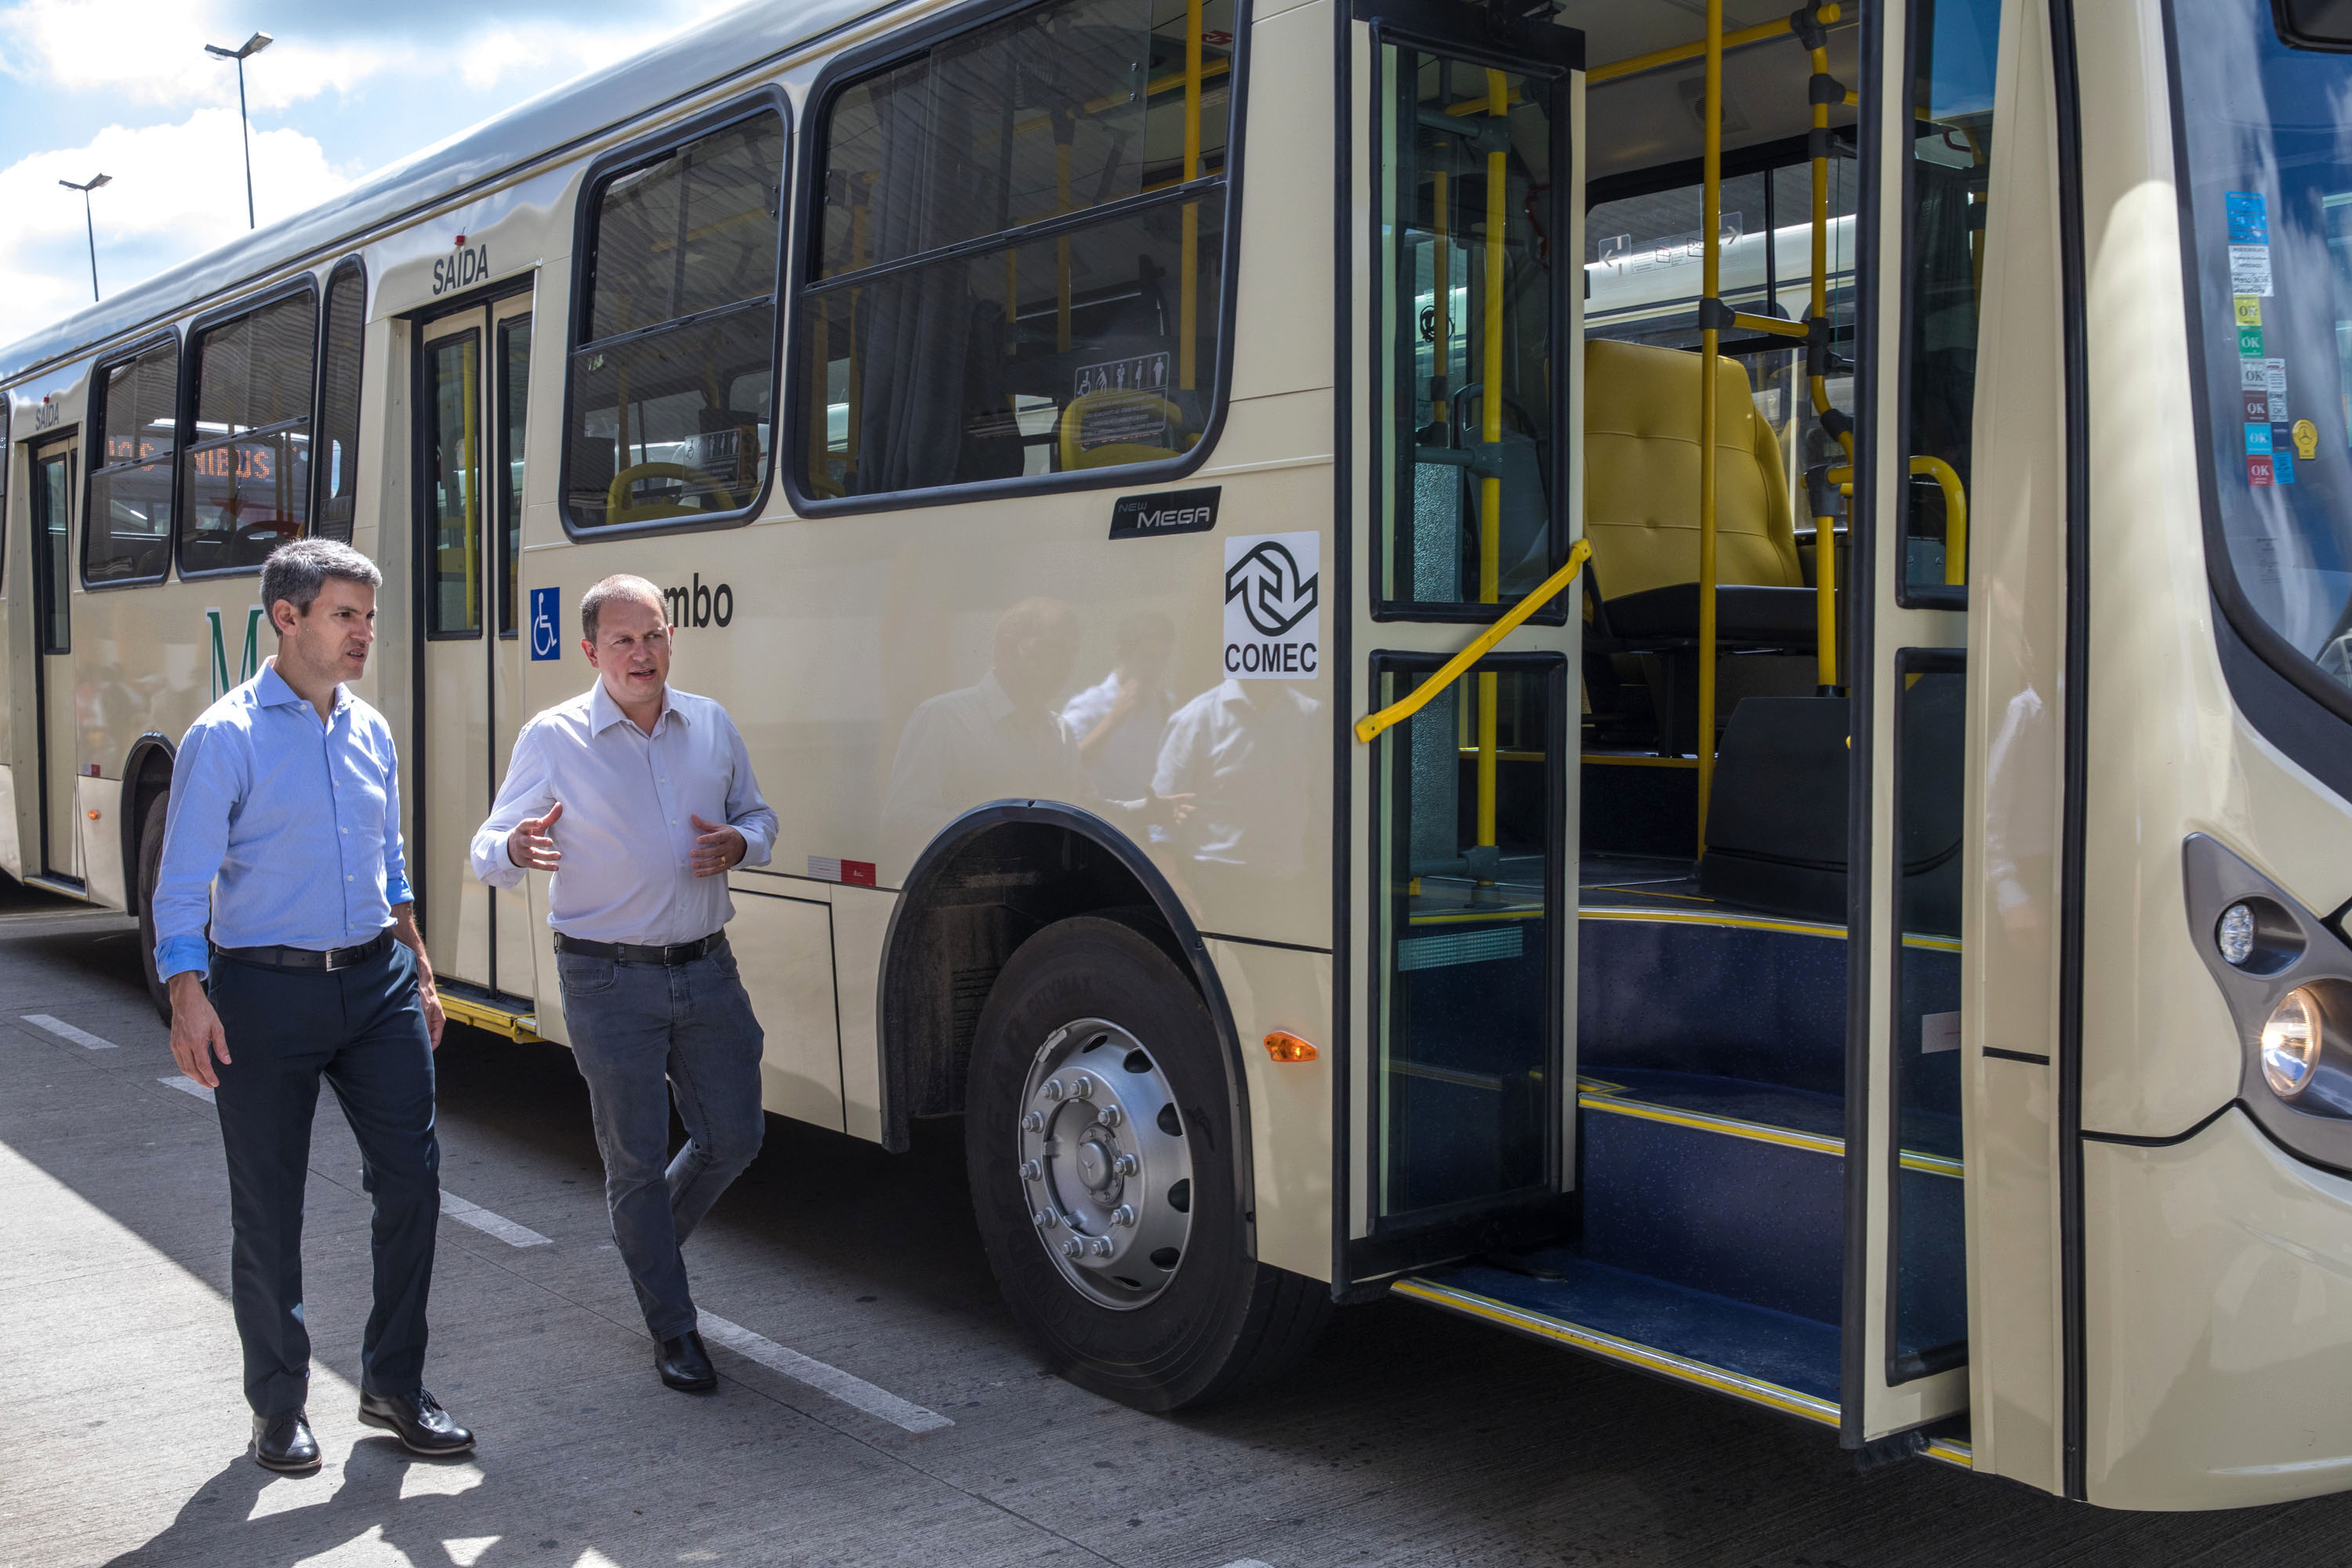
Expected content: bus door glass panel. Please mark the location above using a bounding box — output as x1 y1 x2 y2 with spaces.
491 305 534 996
1889 649 1965 1380
1374 46 1566 613
30 439 76 878
418 319 491 985
1896 0 1999 605
1370 653 1564 1220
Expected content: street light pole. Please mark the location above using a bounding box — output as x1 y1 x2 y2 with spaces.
57 175 111 303
204 31 274 230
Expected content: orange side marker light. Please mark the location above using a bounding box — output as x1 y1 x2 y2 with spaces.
1263 1030 1318 1063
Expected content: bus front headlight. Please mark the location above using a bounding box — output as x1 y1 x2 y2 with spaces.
2262 987 2323 1100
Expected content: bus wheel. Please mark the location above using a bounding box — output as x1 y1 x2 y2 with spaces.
965 914 1328 1411
134 793 171 1022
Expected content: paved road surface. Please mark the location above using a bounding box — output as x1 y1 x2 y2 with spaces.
3 879 2347 1566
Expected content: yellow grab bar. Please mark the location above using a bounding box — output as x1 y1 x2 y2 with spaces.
1354 540 1592 745
1911 455 1967 586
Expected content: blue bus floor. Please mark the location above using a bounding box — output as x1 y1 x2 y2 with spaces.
1423 1249 1844 1405
1584 1067 1962 1163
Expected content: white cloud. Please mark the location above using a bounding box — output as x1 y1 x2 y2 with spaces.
0 111 351 351
0 0 393 108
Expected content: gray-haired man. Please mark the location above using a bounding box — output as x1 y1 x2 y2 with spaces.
154 539 474 1472
471 573 776 1393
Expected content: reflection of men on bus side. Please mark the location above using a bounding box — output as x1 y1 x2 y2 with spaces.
1062 612 1176 804
880 597 1088 873
471 573 779 1397
1152 677 1322 890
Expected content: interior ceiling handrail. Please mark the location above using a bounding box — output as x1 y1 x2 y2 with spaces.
1585 2 1848 86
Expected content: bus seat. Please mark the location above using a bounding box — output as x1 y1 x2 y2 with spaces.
1583 336 1805 602
1058 390 1184 471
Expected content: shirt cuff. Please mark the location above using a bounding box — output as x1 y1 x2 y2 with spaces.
734 822 774 868
157 935 209 982
385 869 414 908
473 832 528 889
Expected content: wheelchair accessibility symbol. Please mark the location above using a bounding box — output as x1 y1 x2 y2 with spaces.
529 586 562 660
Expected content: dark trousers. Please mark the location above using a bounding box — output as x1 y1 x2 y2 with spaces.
557 942 764 1339
209 941 440 1417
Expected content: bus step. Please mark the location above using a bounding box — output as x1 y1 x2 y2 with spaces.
435 980 544 1044
1396 1251 1840 1421
1577 1070 1962 1330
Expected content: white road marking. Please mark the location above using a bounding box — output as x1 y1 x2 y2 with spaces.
439 1190 553 1248
23 1014 117 1050
158 1075 216 1105
696 1309 954 1434
1218 1560 1277 1567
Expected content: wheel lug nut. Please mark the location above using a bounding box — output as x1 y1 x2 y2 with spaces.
1112 1153 1138 1175
1098 1105 1123 1127
1033 1210 1054 1229
1110 1204 1136 1227
1022 1110 1044 1132
1070 1074 1094 1101
1019 1159 1041 1181
1062 1237 1085 1259
1043 1079 1066 1102
1090 1236 1114 1257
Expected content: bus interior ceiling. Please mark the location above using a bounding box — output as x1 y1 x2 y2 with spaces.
1391 0 1977 1417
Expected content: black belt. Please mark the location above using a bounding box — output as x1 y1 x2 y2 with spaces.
215 931 394 972
554 931 727 966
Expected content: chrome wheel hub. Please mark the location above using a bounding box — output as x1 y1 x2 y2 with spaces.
1018 1018 1193 1309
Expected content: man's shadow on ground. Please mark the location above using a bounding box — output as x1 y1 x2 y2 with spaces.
106 1437 598 1568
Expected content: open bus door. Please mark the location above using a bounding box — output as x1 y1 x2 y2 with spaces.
1339 1 1585 1284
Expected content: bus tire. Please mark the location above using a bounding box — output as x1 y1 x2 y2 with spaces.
134 792 171 1022
964 913 1328 1411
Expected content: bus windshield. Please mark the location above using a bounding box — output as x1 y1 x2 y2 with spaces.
2175 0 2352 687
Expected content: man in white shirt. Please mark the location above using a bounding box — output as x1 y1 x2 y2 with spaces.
471 573 778 1394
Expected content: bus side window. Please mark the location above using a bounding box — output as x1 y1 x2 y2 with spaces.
312 258 365 544
179 290 320 576
84 336 180 588
796 0 1237 500
564 110 785 532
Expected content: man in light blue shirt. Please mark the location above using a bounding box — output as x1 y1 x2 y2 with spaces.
472 572 777 1394
155 539 474 1473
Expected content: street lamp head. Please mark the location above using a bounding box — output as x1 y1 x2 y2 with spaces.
205 31 272 59
57 173 110 193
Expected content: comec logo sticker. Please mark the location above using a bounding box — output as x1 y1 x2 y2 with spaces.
1221 532 1320 679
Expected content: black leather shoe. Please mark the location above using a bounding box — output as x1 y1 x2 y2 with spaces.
656 1330 717 1392
252 1410 321 1473
357 1388 475 1455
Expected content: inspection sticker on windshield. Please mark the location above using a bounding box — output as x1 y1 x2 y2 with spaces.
2234 295 2263 328
2230 244 2274 296
2227 191 2269 243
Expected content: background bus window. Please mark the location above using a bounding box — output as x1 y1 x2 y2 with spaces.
312 259 365 544
567 111 782 530
799 0 1235 498
1374 49 1562 613
0 398 9 590
1896 0 1999 604
1374 657 1561 1219
181 292 318 575
425 332 484 635
496 317 530 637
84 338 179 586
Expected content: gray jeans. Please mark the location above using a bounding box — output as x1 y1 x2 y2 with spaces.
557 940 765 1339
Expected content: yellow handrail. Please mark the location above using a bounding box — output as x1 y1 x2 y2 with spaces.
1586 3 1844 85
1697 0 1722 847
1477 67 1509 856
1354 541 1592 745
1911 455 1967 586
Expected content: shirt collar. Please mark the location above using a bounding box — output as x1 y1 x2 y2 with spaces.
588 679 680 736
256 659 350 717
976 670 1018 723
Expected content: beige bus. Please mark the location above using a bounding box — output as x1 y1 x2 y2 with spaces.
5 0 2351 1509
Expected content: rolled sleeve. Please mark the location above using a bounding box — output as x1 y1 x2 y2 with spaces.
152 720 242 982
721 715 778 868
381 731 413 907
473 720 555 889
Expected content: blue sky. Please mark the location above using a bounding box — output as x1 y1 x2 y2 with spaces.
0 0 739 351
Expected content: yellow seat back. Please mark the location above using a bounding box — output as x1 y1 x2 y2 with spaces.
1583 337 1803 601
1058 390 1185 472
